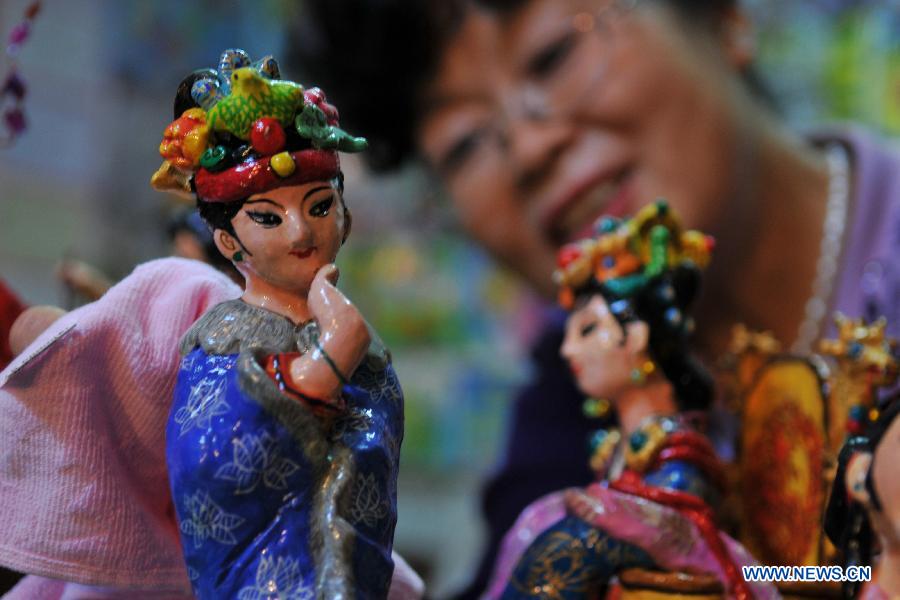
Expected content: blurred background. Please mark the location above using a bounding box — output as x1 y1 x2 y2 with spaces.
1 0 898 596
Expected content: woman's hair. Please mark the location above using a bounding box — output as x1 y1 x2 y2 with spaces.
290 0 771 172
290 0 465 171
580 264 713 412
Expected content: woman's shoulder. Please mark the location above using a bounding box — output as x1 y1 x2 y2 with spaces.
815 126 900 337
809 126 900 208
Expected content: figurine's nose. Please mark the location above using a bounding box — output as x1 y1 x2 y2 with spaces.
560 333 574 361
286 211 314 245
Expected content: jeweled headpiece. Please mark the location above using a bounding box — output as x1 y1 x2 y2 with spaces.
151 48 367 203
554 200 714 310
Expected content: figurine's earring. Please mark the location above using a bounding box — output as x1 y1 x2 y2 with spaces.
630 360 656 385
232 250 244 262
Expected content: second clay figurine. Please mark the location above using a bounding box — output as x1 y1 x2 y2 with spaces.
486 202 774 600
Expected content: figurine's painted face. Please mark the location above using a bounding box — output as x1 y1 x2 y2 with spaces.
873 418 900 550
868 415 900 552
417 0 746 296
845 412 900 565
561 294 647 399
216 181 346 295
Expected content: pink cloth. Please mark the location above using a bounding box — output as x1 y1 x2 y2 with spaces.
389 551 426 600
3 576 187 599
0 258 241 596
485 484 779 600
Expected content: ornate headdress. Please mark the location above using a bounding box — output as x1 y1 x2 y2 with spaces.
151 48 366 202
554 200 714 310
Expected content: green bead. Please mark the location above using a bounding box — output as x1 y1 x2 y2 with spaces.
630 430 648 452
589 429 608 452
232 250 243 262
655 199 669 215
200 145 227 170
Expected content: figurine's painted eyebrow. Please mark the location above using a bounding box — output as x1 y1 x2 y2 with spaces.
304 185 332 200
245 198 284 210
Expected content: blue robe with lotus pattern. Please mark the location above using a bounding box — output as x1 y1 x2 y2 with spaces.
166 300 403 600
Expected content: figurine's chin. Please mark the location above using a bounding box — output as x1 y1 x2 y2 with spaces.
576 379 603 401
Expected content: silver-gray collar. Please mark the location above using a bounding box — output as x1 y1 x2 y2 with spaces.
180 299 390 370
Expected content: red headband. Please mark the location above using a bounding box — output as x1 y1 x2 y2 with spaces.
194 149 340 203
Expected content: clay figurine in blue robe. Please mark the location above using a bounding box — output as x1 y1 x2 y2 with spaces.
153 49 403 600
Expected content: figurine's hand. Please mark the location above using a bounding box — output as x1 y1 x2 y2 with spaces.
9 305 67 357
287 264 370 401
56 259 113 301
309 263 371 376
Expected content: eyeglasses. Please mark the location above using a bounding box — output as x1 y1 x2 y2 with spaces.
429 0 641 187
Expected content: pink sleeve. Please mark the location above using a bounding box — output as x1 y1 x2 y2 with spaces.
0 258 239 593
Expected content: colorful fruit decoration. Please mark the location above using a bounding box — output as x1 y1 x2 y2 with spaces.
295 99 367 152
150 108 209 199
150 49 367 203
554 200 713 309
249 117 286 155
159 108 209 169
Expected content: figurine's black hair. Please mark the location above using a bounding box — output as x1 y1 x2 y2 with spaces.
196 197 246 238
576 264 712 412
290 0 774 172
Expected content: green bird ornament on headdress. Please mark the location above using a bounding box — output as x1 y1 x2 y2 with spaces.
206 67 306 140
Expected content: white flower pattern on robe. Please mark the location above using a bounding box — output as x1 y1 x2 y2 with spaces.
180 489 245 549
352 367 402 405
347 472 389 528
215 432 300 494
174 376 229 435
237 555 315 600
330 407 373 442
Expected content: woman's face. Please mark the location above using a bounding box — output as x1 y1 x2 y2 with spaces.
417 0 745 296
561 294 645 399
222 181 346 295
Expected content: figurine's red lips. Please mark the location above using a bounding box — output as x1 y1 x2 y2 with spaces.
290 247 316 259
